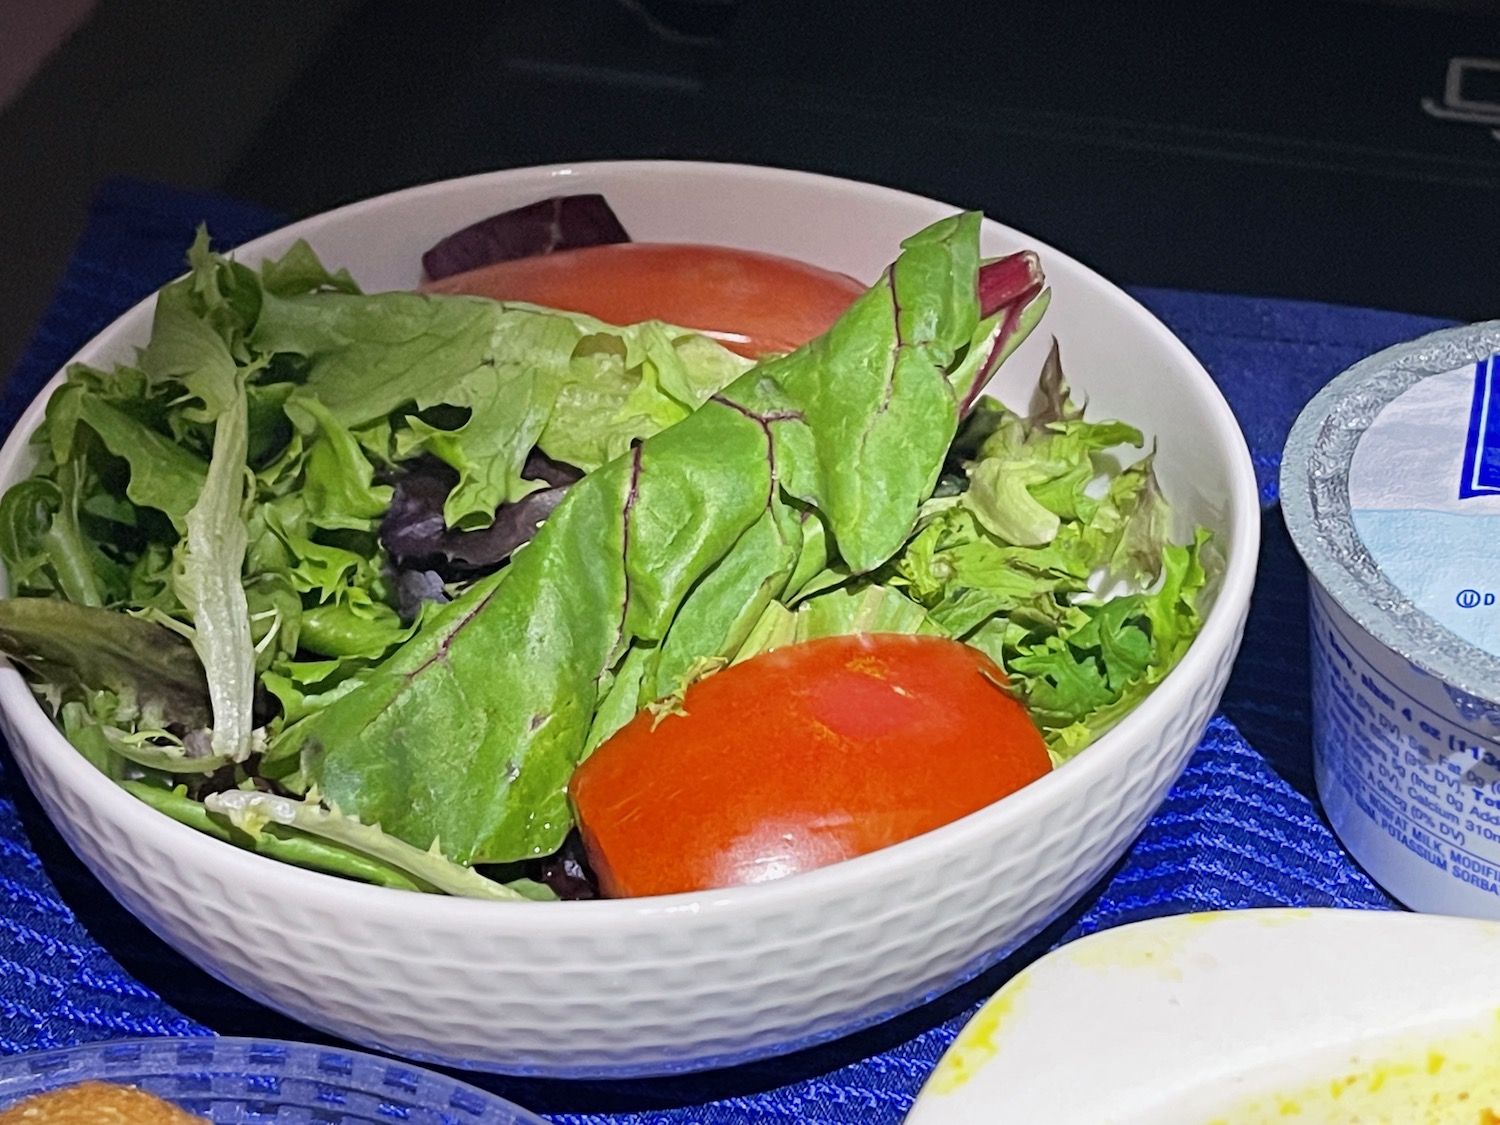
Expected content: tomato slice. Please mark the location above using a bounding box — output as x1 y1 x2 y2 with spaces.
569 634 1052 898
419 242 866 359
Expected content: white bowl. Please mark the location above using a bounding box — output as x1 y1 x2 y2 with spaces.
0 161 1259 1077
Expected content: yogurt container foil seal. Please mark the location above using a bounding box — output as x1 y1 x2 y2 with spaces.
1283 321 1500 714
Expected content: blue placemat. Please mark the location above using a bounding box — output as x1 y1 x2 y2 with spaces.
0 178 1459 1123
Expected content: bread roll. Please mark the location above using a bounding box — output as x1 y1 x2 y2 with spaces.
0 1080 205 1123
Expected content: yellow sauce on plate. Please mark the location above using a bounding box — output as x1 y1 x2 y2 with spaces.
1208 1013 1500 1124
925 976 1028 1096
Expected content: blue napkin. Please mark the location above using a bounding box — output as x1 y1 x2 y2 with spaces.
0 179 1456 1123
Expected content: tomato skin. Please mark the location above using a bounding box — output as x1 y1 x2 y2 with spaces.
419 242 865 359
569 634 1052 898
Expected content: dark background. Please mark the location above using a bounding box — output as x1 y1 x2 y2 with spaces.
2 0 1499 386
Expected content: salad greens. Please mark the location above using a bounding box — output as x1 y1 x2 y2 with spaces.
0 211 1209 898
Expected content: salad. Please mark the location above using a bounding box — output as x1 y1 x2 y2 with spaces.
0 198 1209 901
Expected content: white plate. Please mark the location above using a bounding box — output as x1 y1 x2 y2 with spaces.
908 908 1500 1124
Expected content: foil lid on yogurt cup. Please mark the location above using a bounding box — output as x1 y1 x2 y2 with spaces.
1282 321 1500 714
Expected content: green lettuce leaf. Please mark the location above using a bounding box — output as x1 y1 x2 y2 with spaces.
0 218 1214 900
1007 529 1210 760
126 780 440 893
0 466 123 606
253 290 753 531
172 370 255 763
283 398 393 533
880 344 1209 757
268 211 1044 865
203 789 542 901
45 383 208 530
0 597 209 730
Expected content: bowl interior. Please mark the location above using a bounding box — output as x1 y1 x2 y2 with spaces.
5 161 1245 562
0 158 1258 896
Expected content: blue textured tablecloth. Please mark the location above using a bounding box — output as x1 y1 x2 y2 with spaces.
0 179 1461 1123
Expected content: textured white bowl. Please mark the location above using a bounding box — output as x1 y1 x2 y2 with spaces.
0 161 1258 1077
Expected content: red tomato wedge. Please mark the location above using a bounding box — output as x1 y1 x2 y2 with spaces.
570 634 1052 898
419 242 866 359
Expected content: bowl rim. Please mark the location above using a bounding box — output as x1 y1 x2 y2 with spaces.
0 158 1261 926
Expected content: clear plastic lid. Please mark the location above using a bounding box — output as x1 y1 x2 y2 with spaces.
0 1037 547 1124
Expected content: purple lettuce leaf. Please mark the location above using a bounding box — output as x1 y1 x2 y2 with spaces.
421 194 631 281
380 451 583 582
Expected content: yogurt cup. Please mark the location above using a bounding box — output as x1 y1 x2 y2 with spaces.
1283 321 1500 916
